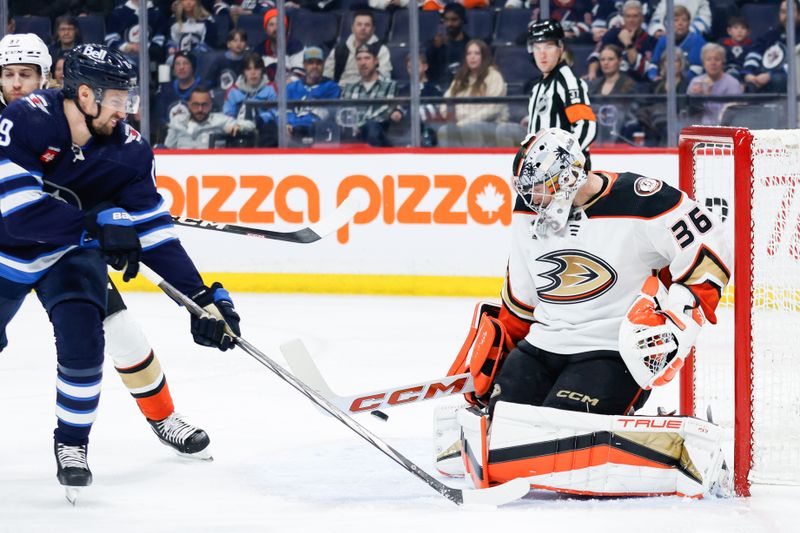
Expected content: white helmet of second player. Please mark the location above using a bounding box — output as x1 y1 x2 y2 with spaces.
511 127 587 235
0 33 52 89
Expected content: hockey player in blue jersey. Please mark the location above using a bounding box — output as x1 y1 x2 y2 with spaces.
0 33 215 465
0 43 241 503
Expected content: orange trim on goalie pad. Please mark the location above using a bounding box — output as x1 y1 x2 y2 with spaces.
488 445 672 484
464 415 491 489
565 104 597 123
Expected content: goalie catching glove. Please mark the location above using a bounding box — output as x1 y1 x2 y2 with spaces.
190 282 241 351
619 276 706 389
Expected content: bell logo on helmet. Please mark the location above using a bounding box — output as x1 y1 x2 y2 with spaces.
82 45 108 62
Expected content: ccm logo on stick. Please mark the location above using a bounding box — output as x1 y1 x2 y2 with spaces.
349 376 470 412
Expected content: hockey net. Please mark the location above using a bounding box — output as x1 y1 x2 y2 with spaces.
678 126 800 497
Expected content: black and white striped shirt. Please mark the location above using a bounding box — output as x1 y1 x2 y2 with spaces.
527 62 597 155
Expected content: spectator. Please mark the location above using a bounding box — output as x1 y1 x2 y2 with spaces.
339 43 397 147
324 10 392 87
369 0 409 11
286 46 341 144
285 0 341 11
687 43 743 124
505 0 594 44
634 49 690 146
590 0 626 42
224 53 279 147
646 5 705 82
49 15 81 62
50 56 66 88
169 0 218 55
438 39 508 147
207 28 249 92
155 51 204 127
217 0 273 17
388 51 444 147
588 44 637 95
261 8 305 84
106 0 169 64
648 0 711 38
165 87 256 149
426 3 470 88
586 0 656 82
742 0 800 93
718 16 753 82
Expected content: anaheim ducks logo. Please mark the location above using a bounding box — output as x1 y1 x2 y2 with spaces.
536 250 618 304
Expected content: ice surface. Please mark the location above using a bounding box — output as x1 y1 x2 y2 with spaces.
0 294 796 533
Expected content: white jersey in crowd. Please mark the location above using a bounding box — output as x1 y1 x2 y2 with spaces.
526 62 597 154
501 171 731 354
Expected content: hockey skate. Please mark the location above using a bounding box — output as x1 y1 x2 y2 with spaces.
54 441 92 505
148 412 212 460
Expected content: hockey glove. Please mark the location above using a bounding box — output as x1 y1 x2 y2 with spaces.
619 277 705 389
189 282 241 351
82 203 141 282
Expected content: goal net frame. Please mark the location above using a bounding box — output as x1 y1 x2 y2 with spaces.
678 125 789 498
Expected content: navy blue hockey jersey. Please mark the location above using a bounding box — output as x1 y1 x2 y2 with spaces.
0 89 203 294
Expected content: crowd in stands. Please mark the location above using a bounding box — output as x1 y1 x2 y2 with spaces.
6 0 799 148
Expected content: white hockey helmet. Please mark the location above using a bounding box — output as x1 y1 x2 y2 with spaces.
511 127 587 235
0 33 52 89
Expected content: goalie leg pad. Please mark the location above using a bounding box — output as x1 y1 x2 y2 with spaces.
463 402 728 498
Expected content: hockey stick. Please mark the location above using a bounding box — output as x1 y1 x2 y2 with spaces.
281 339 475 416
171 194 361 244
138 266 529 506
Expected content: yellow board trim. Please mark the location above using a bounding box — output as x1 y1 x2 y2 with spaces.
110 272 505 297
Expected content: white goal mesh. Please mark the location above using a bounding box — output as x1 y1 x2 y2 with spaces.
680 127 800 496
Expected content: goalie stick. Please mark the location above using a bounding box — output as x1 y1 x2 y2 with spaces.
281 339 475 417
138 266 529 506
171 195 361 244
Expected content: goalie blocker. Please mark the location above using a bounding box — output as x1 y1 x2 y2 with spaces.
458 402 732 498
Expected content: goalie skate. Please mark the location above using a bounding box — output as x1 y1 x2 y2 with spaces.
54 441 92 505
148 412 212 460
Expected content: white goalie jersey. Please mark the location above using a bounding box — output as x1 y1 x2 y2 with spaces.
501 171 732 354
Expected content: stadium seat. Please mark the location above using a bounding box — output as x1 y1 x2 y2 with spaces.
389 45 410 81
214 13 231 48
390 10 440 47
494 9 532 46
237 14 267 49
76 14 105 46
739 3 780 42
13 16 51 45
289 10 339 48
569 44 595 78
339 11 391 43
466 10 495 44
494 45 536 85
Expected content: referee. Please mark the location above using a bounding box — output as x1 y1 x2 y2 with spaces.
521 20 597 168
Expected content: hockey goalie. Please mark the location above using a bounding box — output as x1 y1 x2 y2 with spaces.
435 128 733 498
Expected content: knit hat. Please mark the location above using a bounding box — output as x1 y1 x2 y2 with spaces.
263 8 289 31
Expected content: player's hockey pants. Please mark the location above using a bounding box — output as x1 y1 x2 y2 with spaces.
489 340 649 416
0 249 108 445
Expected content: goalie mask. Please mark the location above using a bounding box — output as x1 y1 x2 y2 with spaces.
511 128 587 235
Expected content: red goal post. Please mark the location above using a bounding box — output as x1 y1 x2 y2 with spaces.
678 126 800 497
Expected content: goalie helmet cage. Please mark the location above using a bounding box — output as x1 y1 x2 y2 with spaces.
678 126 800 497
